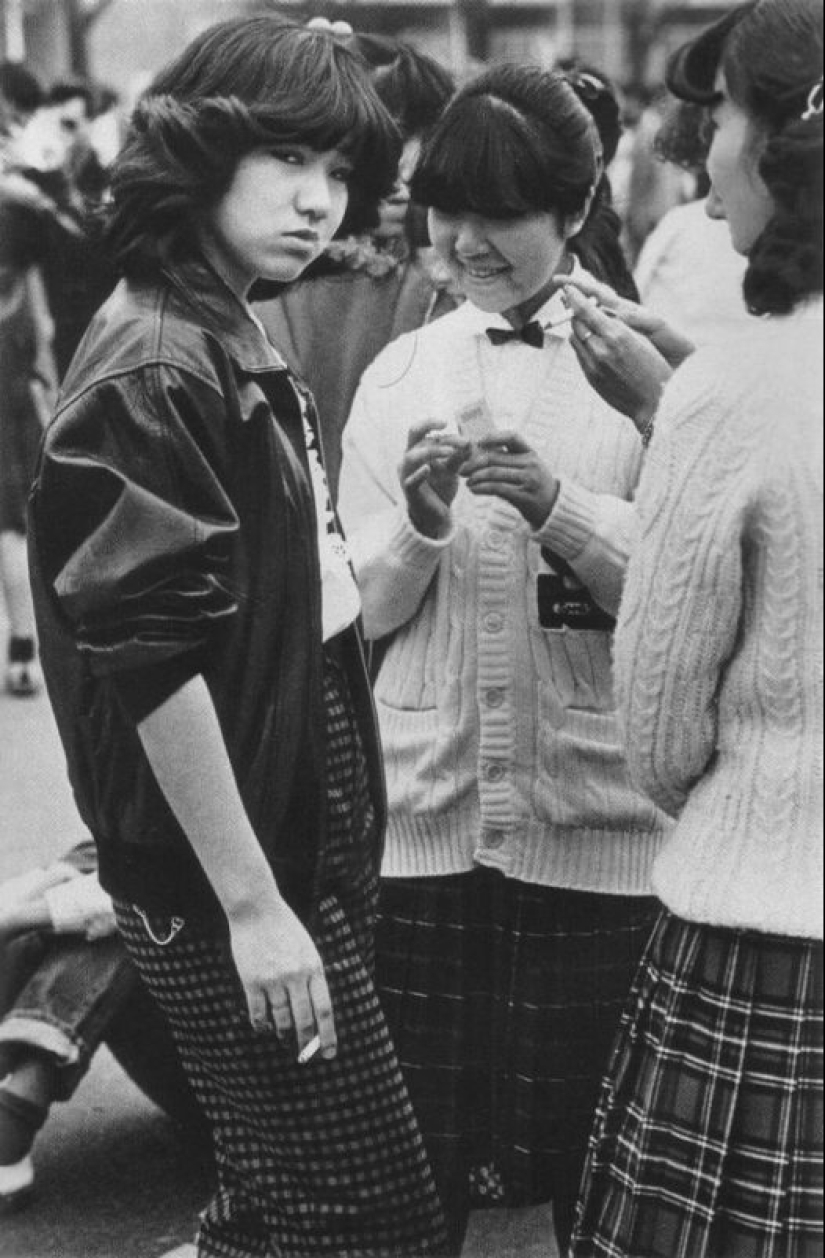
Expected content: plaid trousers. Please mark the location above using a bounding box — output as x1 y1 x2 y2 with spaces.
115 654 448 1257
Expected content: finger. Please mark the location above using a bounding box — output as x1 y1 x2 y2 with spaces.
267 990 294 1043
246 989 270 1033
403 463 431 492
555 273 621 310
406 419 445 450
308 971 337 1060
287 979 320 1057
565 288 618 340
475 432 530 455
466 465 530 488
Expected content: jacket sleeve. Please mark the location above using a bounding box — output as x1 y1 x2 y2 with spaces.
612 356 753 817
32 361 240 713
338 363 453 641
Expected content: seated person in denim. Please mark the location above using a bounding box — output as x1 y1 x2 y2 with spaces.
0 839 204 1211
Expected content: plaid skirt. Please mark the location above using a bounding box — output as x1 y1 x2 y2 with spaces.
571 909 824 1258
376 870 657 1246
115 651 447 1258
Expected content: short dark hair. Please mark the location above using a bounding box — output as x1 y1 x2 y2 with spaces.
348 34 453 141
104 16 401 279
411 63 638 299
667 0 823 315
0 60 43 115
47 79 95 116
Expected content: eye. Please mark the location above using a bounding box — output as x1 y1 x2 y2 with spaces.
331 163 355 184
270 147 305 166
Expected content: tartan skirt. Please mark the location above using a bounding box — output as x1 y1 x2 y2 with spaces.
115 651 447 1258
376 869 657 1243
571 909 824 1258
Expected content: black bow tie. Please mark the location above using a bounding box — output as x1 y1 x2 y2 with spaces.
485 320 544 349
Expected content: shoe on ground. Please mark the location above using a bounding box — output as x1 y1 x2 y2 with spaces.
156 1246 197 1257
4 659 43 697
0 1153 34 1213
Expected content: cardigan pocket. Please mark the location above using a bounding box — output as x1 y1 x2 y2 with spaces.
375 697 475 817
534 687 645 831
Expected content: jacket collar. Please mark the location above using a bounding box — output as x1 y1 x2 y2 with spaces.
162 255 288 375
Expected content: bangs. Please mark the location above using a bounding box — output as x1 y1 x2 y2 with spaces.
147 20 400 202
411 92 592 219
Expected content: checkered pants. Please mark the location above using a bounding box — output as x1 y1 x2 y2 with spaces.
571 909 824 1258
115 654 447 1257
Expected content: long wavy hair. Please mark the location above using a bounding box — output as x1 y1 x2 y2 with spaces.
667 0 823 315
103 17 401 280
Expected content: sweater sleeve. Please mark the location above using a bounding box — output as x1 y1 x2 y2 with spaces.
531 479 637 616
339 364 453 641
613 356 754 817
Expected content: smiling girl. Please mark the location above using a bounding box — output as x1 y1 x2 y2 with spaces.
338 64 665 1256
27 18 447 1257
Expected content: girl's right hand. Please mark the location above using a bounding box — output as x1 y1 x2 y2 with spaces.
228 897 336 1062
400 420 471 539
556 273 696 368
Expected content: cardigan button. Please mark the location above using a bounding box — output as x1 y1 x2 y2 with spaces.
482 829 506 849
486 530 506 550
483 612 504 633
484 688 505 708
484 762 507 783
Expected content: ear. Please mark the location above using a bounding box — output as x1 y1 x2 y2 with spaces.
564 183 597 240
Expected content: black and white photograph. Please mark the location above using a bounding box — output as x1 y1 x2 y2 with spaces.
1 1 821 1255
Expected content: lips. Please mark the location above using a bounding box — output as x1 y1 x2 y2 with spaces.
463 264 510 281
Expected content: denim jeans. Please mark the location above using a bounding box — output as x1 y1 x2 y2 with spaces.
0 845 203 1130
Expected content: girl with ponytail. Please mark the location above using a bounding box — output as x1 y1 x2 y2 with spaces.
338 62 663 1257
569 3 823 1254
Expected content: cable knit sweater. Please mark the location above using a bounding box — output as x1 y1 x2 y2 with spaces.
339 290 667 895
615 298 824 938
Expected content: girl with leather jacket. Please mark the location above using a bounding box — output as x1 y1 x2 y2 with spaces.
27 18 447 1257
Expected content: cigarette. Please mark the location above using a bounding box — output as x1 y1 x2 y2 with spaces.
297 1034 322 1065
546 310 574 330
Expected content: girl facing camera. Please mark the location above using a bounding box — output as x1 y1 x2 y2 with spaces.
338 63 664 1256
568 2 823 1255
28 17 447 1257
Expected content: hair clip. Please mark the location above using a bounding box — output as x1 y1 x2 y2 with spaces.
566 71 604 100
801 79 823 122
306 17 354 41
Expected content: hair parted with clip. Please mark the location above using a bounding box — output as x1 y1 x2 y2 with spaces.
667 0 823 315
410 63 637 299
103 16 401 279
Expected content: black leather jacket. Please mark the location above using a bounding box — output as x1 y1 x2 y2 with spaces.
28 257 386 925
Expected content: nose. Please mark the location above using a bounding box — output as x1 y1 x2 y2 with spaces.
454 217 487 256
705 185 725 222
295 165 334 222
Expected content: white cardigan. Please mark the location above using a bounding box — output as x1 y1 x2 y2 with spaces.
615 298 824 938
339 292 667 895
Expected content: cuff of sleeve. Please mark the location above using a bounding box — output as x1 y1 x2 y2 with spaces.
398 509 456 557
531 478 598 560
112 651 206 725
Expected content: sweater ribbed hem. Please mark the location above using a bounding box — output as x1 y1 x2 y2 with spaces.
381 803 663 897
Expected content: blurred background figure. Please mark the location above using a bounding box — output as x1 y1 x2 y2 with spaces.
0 63 55 696
634 99 748 345
256 27 458 500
